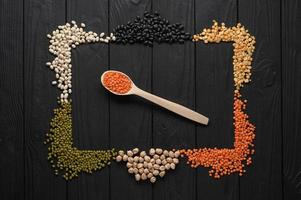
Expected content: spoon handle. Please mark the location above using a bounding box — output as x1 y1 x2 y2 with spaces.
134 87 209 125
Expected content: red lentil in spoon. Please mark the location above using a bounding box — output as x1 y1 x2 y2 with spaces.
102 71 132 94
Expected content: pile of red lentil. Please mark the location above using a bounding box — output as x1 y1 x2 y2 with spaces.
180 21 256 178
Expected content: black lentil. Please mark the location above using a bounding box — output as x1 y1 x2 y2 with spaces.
112 11 191 46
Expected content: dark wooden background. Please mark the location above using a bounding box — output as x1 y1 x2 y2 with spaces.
1 0 301 199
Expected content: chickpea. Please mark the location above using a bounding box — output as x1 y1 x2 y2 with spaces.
173 158 179 164
139 168 144 174
118 151 125 156
150 176 156 183
149 148 155 156
128 157 134 163
141 173 147 180
163 150 169 156
135 174 141 181
155 148 163 154
132 148 139 155
159 171 165 177
144 168 149 174
140 151 146 157
122 155 128 161
168 151 174 158
144 156 151 162
138 157 144 163
126 162 132 168
170 163 176 170
153 170 159 176
115 155 122 162
127 150 133 157
165 163 171 170
147 163 153 169
133 156 139 163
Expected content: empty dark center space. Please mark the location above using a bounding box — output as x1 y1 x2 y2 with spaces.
71 41 235 150
196 42 235 148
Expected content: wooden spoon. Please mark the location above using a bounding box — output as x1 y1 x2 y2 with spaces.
101 70 209 125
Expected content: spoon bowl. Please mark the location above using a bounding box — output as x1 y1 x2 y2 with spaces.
101 70 136 95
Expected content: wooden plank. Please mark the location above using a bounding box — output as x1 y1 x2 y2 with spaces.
0 0 24 199
282 0 301 199
151 0 196 199
66 0 110 200
109 1 153 200
23 0 67 199
238 0 282 199
195 0 239 199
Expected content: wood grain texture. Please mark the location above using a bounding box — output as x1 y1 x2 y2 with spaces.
109 1 153 200
152 0 196 200
195 0 239 200
238 0 282 200
23 0 67 199
3 0 301 199
66 0 110 200
282 0 301 199
0 0 24 199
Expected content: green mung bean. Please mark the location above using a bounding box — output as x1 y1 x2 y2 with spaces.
45 102 117 180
